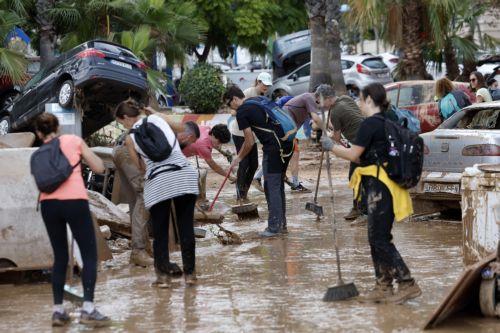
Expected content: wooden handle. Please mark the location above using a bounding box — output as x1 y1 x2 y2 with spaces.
208 166 233 212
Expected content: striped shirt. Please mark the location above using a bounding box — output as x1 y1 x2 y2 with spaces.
130 115 199 209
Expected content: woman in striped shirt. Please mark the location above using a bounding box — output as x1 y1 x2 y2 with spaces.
115 100 199 287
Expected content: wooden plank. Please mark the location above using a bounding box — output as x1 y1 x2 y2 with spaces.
423 253 496 330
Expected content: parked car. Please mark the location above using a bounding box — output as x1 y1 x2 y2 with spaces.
0 40 148 137
272 29 311 79
0 56 40 111
385 80 475 133
269 54 392 100
379 52 400 72
412 101 500 212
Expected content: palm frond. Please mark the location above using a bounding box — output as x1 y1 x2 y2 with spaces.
0 47 27 83
48 5 82 27
482 33 500 53
451 35 478 63
146 68 166 94
0 9 23 39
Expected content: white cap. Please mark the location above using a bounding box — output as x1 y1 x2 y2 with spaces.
257 72 273 86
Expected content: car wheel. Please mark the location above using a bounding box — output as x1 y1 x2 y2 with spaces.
57 80 74 108
1 91 19 110
0 116 11 135
158 96 167 107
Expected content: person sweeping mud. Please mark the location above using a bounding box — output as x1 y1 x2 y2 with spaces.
32 113 110 327
321 83 421 303
224 85 293 237
115 100 199 287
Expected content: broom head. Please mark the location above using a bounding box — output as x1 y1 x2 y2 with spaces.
323 282 359 302
305 202 323 217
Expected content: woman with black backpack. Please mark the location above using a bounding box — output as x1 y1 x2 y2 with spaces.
114 100 199 287
320 83 421 304
33 113 110 327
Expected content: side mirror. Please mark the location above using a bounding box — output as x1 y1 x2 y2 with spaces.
291 73 298 81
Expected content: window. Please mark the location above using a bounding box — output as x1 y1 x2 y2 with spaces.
361 58 387 69
386 88 399 105
294 64 310 78
93 42 137 59
23 68 47 91
341 60 354 70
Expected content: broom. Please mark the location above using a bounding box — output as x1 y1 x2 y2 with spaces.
232 187 259 220
319 109 359 302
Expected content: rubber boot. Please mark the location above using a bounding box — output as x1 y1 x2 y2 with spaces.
130 249 154 267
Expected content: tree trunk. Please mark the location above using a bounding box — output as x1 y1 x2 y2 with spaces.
325 0 346 95
397 0 427 80
306 0 330 92
444 38 460 81
35 0 56 67
194 43 211 63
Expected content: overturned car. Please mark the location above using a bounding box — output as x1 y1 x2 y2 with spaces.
0 40 148 137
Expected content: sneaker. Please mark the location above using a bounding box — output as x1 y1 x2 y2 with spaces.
358 283 394 303
344 207 361 220
184 273 197 286
386 280 422 304
80 309 111 327
284 177 294 187
130 249 154 267
151 273 170 289
52 311 71 327
350 215 368 227
252 179 264 192
259 228 280 238
290 183 312 193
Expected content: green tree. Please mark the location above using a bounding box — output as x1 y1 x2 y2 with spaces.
192 0 307 62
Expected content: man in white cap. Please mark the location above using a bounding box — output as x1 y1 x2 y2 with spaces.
244 72 273 98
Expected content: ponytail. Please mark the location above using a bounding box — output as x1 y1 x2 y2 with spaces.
361 83 390 114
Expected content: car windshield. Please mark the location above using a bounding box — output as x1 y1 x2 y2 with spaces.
441 108 500 130
397 83 435 106
361 58 387 69
93 42 137 59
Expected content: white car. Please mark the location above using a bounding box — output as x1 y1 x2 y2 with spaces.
379 52 399 72
412 101 500 213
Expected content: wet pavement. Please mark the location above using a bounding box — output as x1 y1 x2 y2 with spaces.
1 156 498 332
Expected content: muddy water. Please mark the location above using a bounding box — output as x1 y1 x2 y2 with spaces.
1 158 498 332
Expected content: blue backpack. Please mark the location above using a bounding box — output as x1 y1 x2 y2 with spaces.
491 89 500 101
244 96 298 142
438 93 460 120
276 95 293 108
390 105 421 134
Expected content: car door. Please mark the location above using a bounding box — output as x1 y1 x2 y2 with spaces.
397 83 441 133
36 57 66 107
288 64 310 96
10 68 46 129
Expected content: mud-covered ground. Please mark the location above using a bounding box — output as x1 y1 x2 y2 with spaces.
1 145 498 332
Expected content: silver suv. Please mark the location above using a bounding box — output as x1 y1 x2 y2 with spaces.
268 54 392 99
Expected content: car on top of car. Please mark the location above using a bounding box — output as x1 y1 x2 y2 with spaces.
0 40 148 137
385 80 476 133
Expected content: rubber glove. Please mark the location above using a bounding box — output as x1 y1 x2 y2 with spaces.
320 135 334 151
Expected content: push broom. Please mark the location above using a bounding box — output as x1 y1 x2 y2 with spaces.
319 109 359 302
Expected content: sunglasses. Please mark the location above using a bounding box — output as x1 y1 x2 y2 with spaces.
470 78 477 82
226 98 233 107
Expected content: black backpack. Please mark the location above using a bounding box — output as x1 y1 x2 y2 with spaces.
130 117 176 162
374 114 424 189
30 137 80 193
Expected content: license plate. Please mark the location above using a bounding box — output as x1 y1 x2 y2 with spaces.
111 59 132 70
377 73 388 78
423 183 460 194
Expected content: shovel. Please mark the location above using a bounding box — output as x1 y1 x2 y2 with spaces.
305 149 325 219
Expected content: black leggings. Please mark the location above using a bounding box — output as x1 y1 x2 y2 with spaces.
149 194 197 275
40 199 97 304
233 135 258 199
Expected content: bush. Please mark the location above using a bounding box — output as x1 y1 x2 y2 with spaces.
178 63 225 114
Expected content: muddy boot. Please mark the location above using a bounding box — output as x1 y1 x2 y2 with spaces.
350 215 368 227
52 311 71 327
80 309 111 327
130 249 154 267
344 207 361 220
386 280 422 304
252 179 264 192
184 272 197 286
358 282 394 303
152 270 171 289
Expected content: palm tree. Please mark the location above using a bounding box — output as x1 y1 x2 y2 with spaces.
325 0 346 95
306 0 329 91
35 0 56 66
0 4 28 84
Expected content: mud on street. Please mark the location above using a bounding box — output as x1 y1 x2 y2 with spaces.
0 149 498 332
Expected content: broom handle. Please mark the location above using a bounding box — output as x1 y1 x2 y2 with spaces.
313 149 325 202
208 166 233 212
320 107 344 284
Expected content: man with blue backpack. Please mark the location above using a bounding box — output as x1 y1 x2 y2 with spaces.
224 85 296 237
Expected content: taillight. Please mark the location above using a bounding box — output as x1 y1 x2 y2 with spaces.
77 49 105 59
424 144 430 155
462 144 500 156
137 61 147 70
356 63 371 75
389 58 399 64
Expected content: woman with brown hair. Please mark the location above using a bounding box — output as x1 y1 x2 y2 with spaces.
435 77 471 120
470 71 492 103
34 113 110 327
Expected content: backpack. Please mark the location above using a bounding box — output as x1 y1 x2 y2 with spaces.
130 117 176 162
490 89 500 101
30 137 80 193
374 115 424 189
276 95 293 108
390 105 421 133
244 96 297 142
438 93 460 120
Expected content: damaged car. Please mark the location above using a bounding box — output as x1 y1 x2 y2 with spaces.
412 101 500 213
0 40 148 137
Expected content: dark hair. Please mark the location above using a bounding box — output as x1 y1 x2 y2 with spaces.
115 98 142 119
361 83 390 113
184 121 200 139
486 77 497 87
223 85 245 103
209 124 231 144
470 71 486 90
34 112 59 136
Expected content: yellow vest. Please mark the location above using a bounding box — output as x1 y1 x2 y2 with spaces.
349 165 413 222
